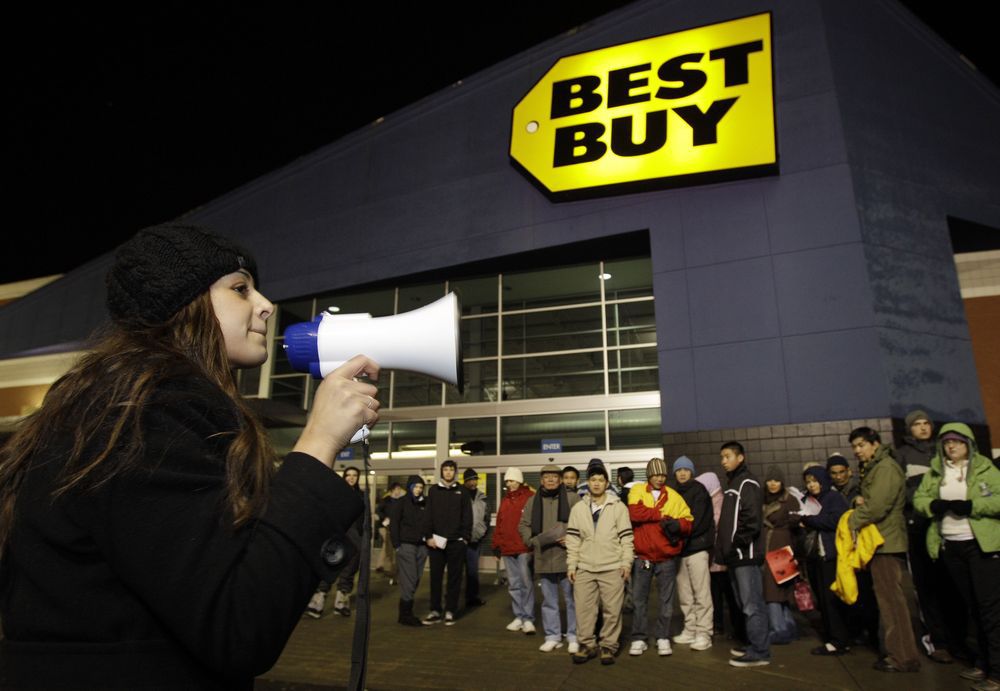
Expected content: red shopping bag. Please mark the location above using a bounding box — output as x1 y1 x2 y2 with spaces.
765 545 799 584
793 578 816 612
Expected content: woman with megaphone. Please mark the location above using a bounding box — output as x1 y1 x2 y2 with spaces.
0 223 379 690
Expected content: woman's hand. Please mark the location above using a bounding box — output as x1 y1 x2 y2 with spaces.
292 355 380 467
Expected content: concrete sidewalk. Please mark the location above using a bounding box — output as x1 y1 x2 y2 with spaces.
255 571 963 691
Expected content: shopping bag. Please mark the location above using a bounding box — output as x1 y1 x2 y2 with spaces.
793 578 816 612
765 545 799 584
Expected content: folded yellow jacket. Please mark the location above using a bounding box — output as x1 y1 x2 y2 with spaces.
832 509 884 605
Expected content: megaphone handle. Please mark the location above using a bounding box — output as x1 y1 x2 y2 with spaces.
350 425 370 445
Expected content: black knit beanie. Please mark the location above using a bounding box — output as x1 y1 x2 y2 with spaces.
106 223 258 327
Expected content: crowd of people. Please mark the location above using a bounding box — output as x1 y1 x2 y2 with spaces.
362 410 999 689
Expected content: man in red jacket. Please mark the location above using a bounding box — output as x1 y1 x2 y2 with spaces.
627 457 693 657
492 467 536 634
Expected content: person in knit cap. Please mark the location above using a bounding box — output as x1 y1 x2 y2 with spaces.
492 467 536 634
716 441 770 667
826 454 860 507
671 456 715 651
761 465 800 645
462 468 488 609
0 224 374 688
388 476 430 626
626 457 693 657
567 458 634 665
519 463 581 652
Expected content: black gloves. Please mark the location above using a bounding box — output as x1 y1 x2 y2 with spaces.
950 499 973 517
660 518 682 545
929 498 973 516
929 499 949 516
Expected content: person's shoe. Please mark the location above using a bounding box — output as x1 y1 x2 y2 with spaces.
305 591 325 619
466 598 487 608
539 639 563 652
928 649 954 664
657 639 673 656
423 610 442 625
971 678 1000 691
873 657 918 673
567 641 580 655
811 642 849 656
506 617 524 632
387 577 395 586
729 654 770 668
629 640 648 656
600 647 616 665
729 647 746 657
673 629 696 645
522 620 536 635
572 645 598 664
962 668 989 681
333 591 350 617
690 634 713 651
444 611 455 626
398 599 423 627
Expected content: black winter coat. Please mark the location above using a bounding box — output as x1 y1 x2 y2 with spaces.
674 479 715 555
714 463 765 567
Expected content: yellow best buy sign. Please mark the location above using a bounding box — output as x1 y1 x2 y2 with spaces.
510 13 776 200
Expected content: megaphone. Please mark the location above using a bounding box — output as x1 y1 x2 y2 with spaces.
283 292 464 441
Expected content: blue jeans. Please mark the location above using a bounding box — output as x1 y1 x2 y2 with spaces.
630 557 678 641
539 573 576 642
767 602 798 644
731 564 770 659
504 554 535 622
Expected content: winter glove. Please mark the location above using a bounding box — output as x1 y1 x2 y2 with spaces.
660 518 682 545
929 499 950 516
949 499 973 517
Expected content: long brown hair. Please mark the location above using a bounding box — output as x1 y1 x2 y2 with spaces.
0 292 276 554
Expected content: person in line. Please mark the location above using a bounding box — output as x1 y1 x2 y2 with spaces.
492 467 536 634
898 409 964 664
388 476 429 626
375 482 405 586
519 463 580 653
306 465 364 618
761 465 800 645
617 467 635 496
847 427 921 673
827 455 860 507
799 466 850 655
567 459 634 665
697 471 744 642
672 456 715 651
462 468 488 609
421 460 472 626
915 423 1000 691
562 466 580 493
716 441 770 668
626 457 692 657
0 224 375 689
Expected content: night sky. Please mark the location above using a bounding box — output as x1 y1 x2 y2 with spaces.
6 1 996 285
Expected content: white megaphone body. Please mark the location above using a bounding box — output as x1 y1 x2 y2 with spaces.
283 292 463 443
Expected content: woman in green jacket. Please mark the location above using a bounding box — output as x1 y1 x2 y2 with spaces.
914 422 1000 691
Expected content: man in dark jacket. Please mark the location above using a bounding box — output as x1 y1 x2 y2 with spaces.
896 410 963 663
462 469 488 609
672 455 715 651
388 476 429 626
826 455 860 507
421 460 472 626
715 441 769 667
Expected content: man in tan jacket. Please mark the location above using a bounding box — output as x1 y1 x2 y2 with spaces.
566 459 634 665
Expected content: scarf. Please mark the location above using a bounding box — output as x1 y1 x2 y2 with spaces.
531 485 570 537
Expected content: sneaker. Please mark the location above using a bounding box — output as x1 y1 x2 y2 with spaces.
962 668 988 682
305 591 325 619
629 640 648 656
972 679 1000 691
927 649 954 664
811 642 849 656
522 620 536 635
423 610 442 625
600 647 616 665
729 654 770 668
539 639 563 652
572 645 598 664
567 641 580 655
444 611 455 626
673 630 696 645
506 617 524 632
690 634 712 651
729 647 747 657
657 639 672 656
